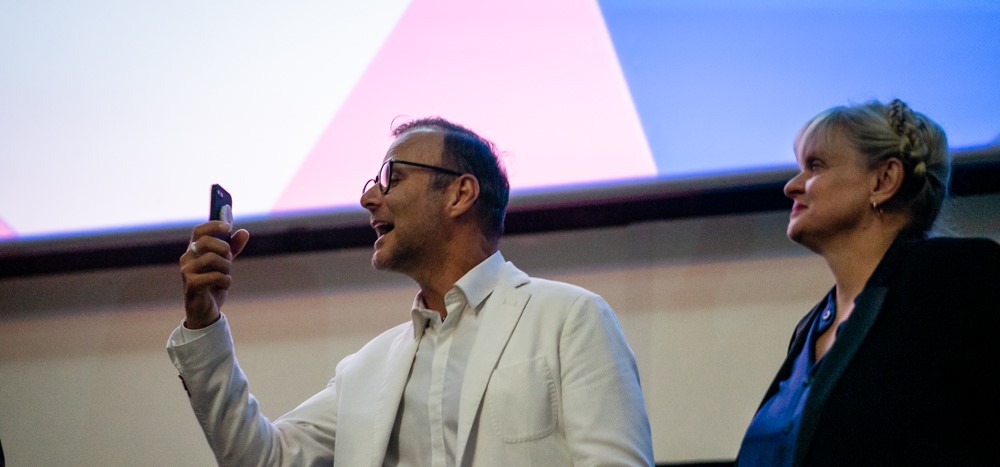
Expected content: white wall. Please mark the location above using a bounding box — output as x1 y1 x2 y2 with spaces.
1 194 996 466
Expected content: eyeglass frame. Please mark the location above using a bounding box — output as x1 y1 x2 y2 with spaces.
363 159 465 194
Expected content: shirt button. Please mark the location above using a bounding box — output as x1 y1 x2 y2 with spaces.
822 309 832 320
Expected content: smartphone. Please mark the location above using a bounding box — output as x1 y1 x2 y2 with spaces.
209 184 233 241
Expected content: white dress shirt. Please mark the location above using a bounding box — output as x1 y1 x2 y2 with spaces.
384 252 502 467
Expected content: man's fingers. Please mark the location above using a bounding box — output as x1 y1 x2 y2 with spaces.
230 229 250 258
180 222 239 329
183 270 233 290
191 220 233 241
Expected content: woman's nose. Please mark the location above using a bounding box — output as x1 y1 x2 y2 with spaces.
784 172 804 199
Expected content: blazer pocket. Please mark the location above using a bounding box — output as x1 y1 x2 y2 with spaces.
484 357 557 443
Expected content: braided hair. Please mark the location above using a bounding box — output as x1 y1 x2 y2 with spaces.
803 99 951 236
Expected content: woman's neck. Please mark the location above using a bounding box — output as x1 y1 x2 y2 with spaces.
822 228 898 306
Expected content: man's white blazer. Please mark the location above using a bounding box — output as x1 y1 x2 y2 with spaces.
168 260 653 466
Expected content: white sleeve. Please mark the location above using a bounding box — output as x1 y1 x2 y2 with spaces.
166 314 338 466
559 293 654 466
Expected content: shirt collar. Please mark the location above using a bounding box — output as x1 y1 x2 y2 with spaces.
454 251 505 310
409 251 505 339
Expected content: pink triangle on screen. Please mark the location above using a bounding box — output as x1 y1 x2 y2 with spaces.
274 0 655 213
0 218 14 239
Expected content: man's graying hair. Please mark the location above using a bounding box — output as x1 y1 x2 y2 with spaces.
392 117 510 242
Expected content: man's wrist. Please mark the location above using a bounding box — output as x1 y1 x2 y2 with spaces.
184 312 221 330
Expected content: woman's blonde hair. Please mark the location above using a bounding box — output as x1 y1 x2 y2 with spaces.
801 99 950 236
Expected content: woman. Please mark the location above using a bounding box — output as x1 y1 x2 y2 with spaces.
737 99 1000 466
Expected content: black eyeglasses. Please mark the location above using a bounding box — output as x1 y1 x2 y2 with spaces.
363 159 464 194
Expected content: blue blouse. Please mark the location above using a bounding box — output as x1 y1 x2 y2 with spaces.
737 293 837 466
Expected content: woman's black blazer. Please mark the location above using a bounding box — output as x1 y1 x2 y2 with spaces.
756 236 1000 466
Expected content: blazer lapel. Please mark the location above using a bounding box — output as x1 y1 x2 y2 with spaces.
455 264 530 465
793 236 916 466
757 296 827 410
367 328 419 467
794 285 887 466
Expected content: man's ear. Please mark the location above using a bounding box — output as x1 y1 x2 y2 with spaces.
447 174 480 218
871 157 904 206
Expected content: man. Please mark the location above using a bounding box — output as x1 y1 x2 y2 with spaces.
168 117 653 466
